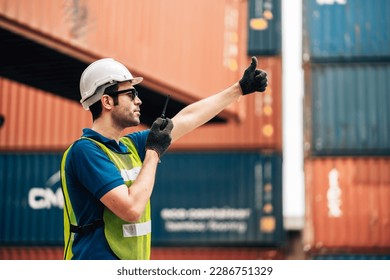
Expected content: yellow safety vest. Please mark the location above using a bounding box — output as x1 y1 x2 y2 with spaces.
61 136 151 260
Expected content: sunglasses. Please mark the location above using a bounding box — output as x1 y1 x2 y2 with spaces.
108 88 139 100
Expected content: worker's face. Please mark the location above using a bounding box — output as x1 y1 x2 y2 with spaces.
111 82 142 128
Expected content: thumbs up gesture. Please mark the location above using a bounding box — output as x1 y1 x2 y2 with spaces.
239 56 268 95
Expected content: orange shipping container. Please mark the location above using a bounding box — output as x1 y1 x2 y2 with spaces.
304 157 390 253
0 247 63 260
0 77 88 151
151 247 285 260
0 0 251 119
0 246 285 260
1 55 281 151
0 77 149 151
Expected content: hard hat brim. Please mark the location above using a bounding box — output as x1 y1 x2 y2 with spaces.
130 77 143 86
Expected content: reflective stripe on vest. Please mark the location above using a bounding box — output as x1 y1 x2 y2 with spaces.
61 136 151 260
123 220 152 237
61 146 76 260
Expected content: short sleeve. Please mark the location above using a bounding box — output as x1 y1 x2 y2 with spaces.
67 139 125 199
126 130 150 162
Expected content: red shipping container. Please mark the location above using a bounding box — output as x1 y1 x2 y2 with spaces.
151 247 285 260
304 157 390 253
1 54 281 151
0 247 63 260
0 77 90 151
0 77 147 151
0 246 285 260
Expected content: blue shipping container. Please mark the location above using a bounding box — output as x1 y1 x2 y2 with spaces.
151 152 285 246
247 0 281 55
303 0 390 61
0 153 64 245
0 152 285 247
304 63 390 156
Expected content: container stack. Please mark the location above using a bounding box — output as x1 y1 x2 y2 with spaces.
150 0 285 259
302 0 390 259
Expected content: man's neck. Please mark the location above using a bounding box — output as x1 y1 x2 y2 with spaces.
91 119 122 144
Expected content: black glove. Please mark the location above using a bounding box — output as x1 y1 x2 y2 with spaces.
146 117 173 158
239 56 268 95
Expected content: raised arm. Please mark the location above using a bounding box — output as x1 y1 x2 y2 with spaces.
171 57 268 142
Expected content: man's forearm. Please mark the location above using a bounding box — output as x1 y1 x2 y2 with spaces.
100 150 160 222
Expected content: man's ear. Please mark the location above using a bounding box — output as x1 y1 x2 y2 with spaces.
101 95 113 110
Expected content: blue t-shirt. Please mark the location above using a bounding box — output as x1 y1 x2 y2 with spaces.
63 128 149 259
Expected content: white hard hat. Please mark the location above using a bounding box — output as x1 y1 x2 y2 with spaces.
79 58 143 110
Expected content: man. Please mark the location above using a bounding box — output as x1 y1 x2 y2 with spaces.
60 57 267 260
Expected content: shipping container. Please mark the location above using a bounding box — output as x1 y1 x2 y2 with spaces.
0 153 64 245
152 151 285 246
303 0 390 62
0 78 91 151
1 54 282 151
304 63 390 156
247 0 281 55
0 77 148 151
0 246 285 260
0 0 253 117
0 151 284 247
0 246 63 260
304 157 390 252
151 247 286 260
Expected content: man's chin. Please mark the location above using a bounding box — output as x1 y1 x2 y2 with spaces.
131 118 141 127
122 118 140 129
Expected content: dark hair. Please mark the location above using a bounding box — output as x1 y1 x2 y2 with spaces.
89 83 119 121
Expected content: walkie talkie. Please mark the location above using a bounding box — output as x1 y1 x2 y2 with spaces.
160 95 170 129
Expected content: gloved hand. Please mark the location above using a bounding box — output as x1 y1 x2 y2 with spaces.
146 117 173 158
239 56 268 95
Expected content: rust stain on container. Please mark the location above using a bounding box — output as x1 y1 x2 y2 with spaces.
304 157 390 253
